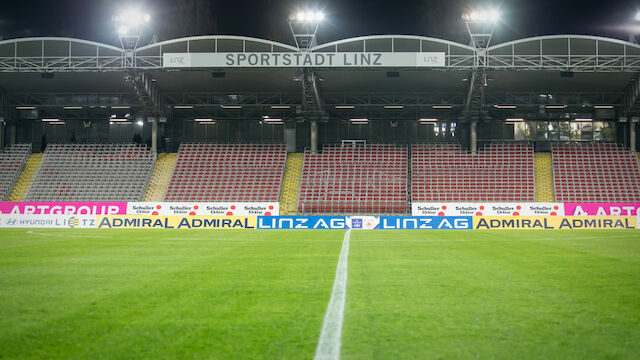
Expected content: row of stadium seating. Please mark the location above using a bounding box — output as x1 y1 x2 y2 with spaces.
552 143 640 202
299 144 408 213
8 141 640 213
411 143 535 202
0 144 31 201
26 144 154 201
164 143 286 202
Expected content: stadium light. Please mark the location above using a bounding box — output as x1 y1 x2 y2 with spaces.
136 120 144 126
335 105 355 109
271 105 291 109
113 8 151 50
16 106 36 110
636 12 640 21
384 105 404 109
174 105 194 109
289 10 325 49
41 118 61 122
419 118 438 124
433 105 453 109
495 105 517 109
574 118 593 122
594 105 614 109
63 106 83 110
463 10 500 23
290 11 325 23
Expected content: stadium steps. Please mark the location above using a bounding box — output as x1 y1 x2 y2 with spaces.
279 153 304 215
143 153 177 202
534 152 555 202
8 153 43 201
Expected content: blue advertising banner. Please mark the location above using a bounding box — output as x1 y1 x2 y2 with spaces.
257 216 348 229
378 216 473 230
257 216 473 230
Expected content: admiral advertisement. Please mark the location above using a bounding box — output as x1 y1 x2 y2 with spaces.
412 203 564 217
0 214 95 228
473 216 637 230
126 202 278 216
96 215 257 229
0 202 126 215
564 203 640 216
163 52 446 68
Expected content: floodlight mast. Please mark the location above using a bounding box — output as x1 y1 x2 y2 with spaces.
462 10 499 50
113 9 151 55
288 11 324 50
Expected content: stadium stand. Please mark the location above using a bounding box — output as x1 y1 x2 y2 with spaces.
0 144 31 201
26 144 154 201
552 143 640 202
164 143 286 202
411 143 535 202
298 144 408 214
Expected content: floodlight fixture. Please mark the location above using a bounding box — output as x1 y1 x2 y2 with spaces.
16 106 36 110
433 105 453 109
136 120 144 126
63 106 83 110
463 8 500 49
384 105 404 109
419 118 438 124
41 118 61 122
574 118 593 122
114 8 151 50
594 105 614 109
289 10 324 49
335 105 355 109
463 10 500 23
495 105 517 109
636 12 640 21
506 118 524 122
271 105 291 109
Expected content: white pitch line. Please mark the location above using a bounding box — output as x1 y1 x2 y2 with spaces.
314 229 351 360
25 230 104 238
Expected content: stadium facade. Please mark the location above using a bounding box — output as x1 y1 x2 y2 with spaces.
0 34 638 153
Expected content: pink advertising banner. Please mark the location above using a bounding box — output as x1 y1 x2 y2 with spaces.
0 202 127 215
563 203 640 216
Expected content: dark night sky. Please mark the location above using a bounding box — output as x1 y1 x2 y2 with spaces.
1 0 639 46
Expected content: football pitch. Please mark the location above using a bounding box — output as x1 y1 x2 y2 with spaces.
0 229 638 359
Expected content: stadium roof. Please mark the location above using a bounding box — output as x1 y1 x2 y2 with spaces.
1 34 639 119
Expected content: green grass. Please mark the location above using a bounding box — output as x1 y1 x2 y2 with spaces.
0 229 639 359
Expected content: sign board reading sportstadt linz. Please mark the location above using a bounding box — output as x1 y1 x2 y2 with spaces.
163 52 446 68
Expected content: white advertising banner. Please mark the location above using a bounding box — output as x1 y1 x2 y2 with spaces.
0 214 96 228
126 202 279 216
163 52 446 68
412 203 565 217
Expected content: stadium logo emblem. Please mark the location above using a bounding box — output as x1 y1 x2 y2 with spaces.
351 219 363 229
6 219 17 226
68 216 80 228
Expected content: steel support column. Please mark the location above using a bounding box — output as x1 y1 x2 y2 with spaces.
151 117 158 153
631 119 637 153
310 120 318 154
470 121 477 154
